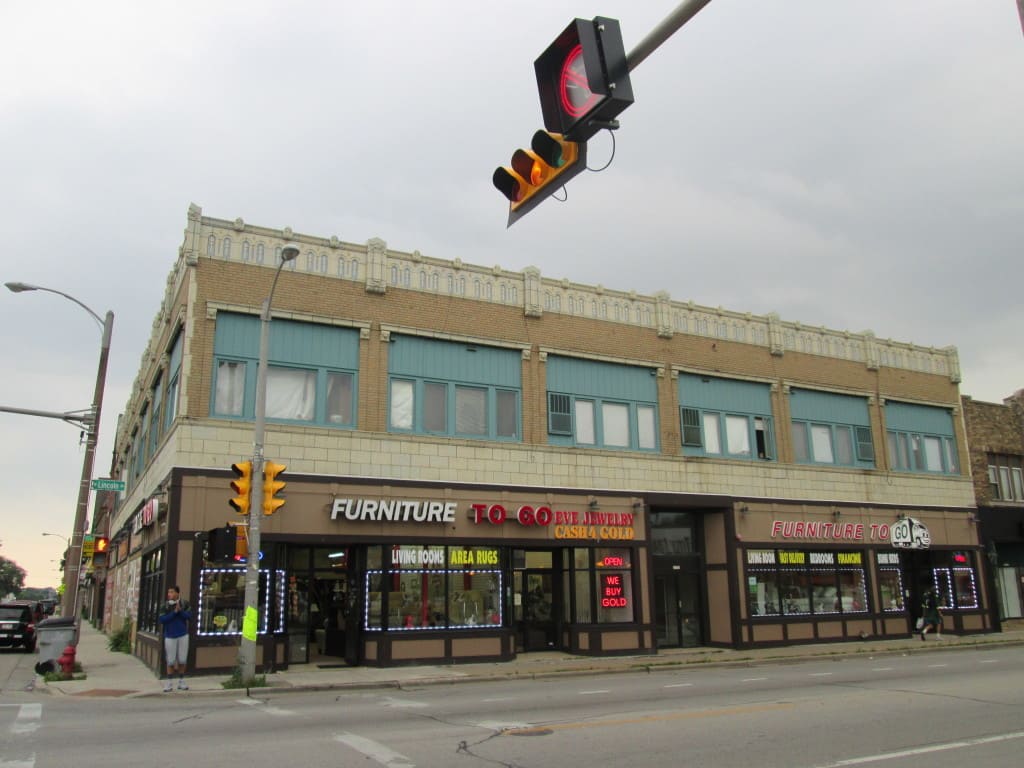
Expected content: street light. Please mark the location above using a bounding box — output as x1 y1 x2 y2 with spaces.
6 281 114 627
237 244 298 683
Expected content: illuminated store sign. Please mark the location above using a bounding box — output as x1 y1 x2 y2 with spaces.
470 503 635 541
600 573 628 608
331 498 456 523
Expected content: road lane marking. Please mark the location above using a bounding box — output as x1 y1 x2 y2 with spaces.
480 697 516 703
12 704 41 735
814 729 1024 766
664 683 693 688
978 659 999 664
334 732 415 767
809 672 833 677
741 677 768 682
871 667 893 672
236 699 295 717
379 696 429 709
927 664 948 668
499 702 794 736
578 690 610 695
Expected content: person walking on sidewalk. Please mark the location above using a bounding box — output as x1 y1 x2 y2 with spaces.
159 586 192 691
919 588 942 641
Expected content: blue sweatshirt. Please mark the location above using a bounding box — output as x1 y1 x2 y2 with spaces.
159 601 192 639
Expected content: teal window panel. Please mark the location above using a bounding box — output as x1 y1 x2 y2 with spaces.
214 312 359 369
546 356 657 401
389 335 521 387
884 402 955 436
678 373 772 414
790 388 871 426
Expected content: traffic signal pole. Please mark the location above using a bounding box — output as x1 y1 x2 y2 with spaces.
625 0 715 73
236 245 297 684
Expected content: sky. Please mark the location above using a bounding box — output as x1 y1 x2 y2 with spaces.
1 1 1022 589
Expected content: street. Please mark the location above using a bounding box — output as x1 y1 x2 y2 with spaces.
2 645 1023 768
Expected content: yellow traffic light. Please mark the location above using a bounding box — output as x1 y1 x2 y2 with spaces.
493 130 587 226
263 460 286 515
229 460 253 515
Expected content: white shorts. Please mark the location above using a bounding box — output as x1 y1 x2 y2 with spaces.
164 635 189 666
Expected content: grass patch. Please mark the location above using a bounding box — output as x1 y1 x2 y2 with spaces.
108 620 132 653
222 667 269 689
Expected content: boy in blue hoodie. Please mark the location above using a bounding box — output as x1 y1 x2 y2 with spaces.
159 586 192 691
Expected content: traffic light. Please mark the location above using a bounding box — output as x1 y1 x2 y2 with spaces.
493 130 587 226
94 536 109 555
208 526 235 563
229 460 253 515
534 17 633 143
262 460 286 515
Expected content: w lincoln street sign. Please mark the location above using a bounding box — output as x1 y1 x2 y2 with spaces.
91 478 125 492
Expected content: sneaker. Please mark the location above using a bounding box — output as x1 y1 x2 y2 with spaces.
178 679 189 690
163 680 173 692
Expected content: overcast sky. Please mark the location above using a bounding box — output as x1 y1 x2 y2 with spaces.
2 1 1021 588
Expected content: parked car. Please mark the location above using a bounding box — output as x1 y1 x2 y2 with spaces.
0 601 39 652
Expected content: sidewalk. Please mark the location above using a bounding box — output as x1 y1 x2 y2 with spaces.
42 621 1024 699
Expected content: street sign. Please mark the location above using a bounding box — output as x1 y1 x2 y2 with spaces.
91 478 126 492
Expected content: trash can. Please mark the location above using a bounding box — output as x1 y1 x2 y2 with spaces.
34 616 77 675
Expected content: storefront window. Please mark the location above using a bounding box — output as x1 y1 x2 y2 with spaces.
933 566 978 609
138 548 164 633
364 545 502 631
594 547 633 623
878 570 905 611
196 567 286 636
573 549 592 623
779 569 811 615
748 568 782 616
746 549 869 617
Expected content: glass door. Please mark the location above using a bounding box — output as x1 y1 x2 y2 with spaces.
655 568 703 648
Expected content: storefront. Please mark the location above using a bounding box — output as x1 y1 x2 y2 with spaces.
161 470 653 672
735 506 992 645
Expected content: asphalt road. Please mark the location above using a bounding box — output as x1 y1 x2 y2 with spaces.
3 645 1023 768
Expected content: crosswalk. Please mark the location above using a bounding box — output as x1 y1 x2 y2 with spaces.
0 703 39 768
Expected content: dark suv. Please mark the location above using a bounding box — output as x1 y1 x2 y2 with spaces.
0 601 39 652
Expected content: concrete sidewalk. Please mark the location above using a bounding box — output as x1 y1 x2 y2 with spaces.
42 621 1024 699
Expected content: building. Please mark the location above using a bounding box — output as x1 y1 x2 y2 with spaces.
102 204 990 674
962 391 1024 624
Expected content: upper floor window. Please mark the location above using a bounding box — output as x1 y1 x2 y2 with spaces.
387 336 520 441
210 313 359 428
148 373 163 457
679 373 775 460
885 401 959 475
790 389 874 468
988 455 1024 501
546 356 658 452
165 331 182 431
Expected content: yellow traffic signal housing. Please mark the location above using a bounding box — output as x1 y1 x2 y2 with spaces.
493 130 587 226
263 460 287 515
229 460 253 515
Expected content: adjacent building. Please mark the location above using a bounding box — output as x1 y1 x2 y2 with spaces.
100 204 990 674
962 391 1024 623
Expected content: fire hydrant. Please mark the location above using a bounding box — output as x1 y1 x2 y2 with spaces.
57 644 77 677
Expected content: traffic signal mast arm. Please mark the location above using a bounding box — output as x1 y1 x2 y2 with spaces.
494 1 715 224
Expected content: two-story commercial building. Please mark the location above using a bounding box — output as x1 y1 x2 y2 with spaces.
101 204 990 675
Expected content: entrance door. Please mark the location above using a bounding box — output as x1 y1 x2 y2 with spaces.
655 569 703 648
518 570 555 650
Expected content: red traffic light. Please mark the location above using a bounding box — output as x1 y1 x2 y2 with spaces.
94 536 109 554
535 17 633 143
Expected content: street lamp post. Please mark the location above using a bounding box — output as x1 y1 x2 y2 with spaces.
7 282 114 627
237 245 298 683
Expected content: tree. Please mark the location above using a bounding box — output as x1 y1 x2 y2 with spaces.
0 550 27 598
